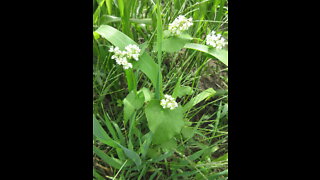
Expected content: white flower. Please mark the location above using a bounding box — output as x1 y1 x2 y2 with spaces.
168 15 193 36
167 102 178 110
160 94 178 110
109 46 132 69
115 57 127 66
109 46 115 52
109 46 116 53
110 46 127 61
125 44 141 61
122 61 133 69
206 31 227 49
160 99 168 107
164 94 174 101
109 46 123 55
109 45 141 69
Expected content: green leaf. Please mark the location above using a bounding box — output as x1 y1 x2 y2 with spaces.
93 146 123 169
161 37 189 53
93 116 117 147
178 33 194 40
174 0 182 10
160 138 177 150
99 15 152 24
172 76 193 98
208 170 228 179
112 121 126 147
176 86 193 97
150 150 174 162
183 88 216 112
145 100 184 144
117 0 124 16
202 146 219 161
221 103 228 118
130 18 152 25
139 87 153 102
117 144 142 166
189 148 210 161
146 148 160 159
134 53 161 90
155 33 193 53
101 15 121 23
184 43 228 66
93 32 100 40
213 153 228 162
100 113 118 141
95 25 136 49
181 126 195 139
105 0 113 15
123 90 144 124
93 0 105 25
93 169 105 180
140 132 153 159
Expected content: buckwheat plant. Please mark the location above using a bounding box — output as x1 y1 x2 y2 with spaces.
160 94 178 110
206 30 227 49
168 15 193 36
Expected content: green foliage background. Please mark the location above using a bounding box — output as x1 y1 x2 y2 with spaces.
93 0 228 179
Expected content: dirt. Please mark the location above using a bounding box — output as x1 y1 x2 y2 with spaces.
199 60 228 91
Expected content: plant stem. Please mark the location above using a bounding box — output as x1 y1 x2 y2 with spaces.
155 0 163 99
124 68 137 94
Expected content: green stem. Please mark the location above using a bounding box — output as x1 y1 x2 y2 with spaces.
124 68 137 94
105 0 113 15
118 0 133 38
155 0 163 99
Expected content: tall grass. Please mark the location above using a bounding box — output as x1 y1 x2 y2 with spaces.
93 0 228 179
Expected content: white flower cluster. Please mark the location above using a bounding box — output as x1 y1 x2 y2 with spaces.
206 31 227 49
160 94 178 110
168 15 193 36
109 44 141 69
125 44 141 61
109 46 132 69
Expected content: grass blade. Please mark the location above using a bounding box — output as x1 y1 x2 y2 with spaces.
183 88 216 112
93 115 118 148
93 146 123 169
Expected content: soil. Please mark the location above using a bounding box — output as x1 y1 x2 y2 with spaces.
199 60 228 91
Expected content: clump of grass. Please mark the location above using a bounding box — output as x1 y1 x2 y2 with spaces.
93 0 228 179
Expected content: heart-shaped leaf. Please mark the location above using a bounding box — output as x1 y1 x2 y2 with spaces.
145 100 184 144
